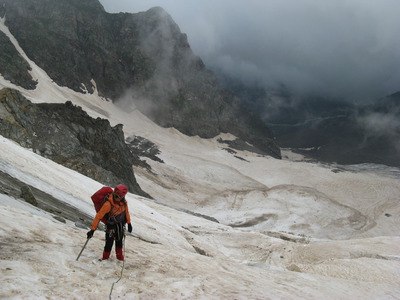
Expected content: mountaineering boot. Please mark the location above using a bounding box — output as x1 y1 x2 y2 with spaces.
116 247 124 261
102 251 111 260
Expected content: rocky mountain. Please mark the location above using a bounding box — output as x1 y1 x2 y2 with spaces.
0 88 150 196
270 93 400 167
0 0 280 159
217 75 400 166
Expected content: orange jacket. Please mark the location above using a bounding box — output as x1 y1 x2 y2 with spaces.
91 194 131 230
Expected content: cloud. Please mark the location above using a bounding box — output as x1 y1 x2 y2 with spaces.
99 0 400 102
358 111 400 138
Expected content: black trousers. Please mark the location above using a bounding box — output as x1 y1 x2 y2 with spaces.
104 223 125 252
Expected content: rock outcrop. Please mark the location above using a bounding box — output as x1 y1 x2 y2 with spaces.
0 88 148 196
0 30 37 89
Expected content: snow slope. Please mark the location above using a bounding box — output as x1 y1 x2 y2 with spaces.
1 16 400 299
1 136 400 299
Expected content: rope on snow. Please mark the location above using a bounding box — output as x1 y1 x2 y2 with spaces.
109 229 127 300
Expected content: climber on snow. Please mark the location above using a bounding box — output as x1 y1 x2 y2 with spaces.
87 184 133 261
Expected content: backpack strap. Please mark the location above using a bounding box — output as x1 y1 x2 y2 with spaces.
102 194 114 223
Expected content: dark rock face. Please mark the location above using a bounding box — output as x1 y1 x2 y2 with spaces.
0 0 280 159
0 169 92 228
0 0 153 99
0 30 37 89
126 135 164 171
0 88 148 196
20 185 38 206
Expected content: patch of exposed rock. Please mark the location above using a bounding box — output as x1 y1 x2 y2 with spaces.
126 135 164 171
0 169 92 228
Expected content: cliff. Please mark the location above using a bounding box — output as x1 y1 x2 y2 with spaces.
0 87 148 196
0 0 280 159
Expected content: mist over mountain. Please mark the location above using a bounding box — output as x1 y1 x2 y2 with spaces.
0 0 280 159
98 0 400 167
216 73 400 167
0 0 398 166
100 0 400 103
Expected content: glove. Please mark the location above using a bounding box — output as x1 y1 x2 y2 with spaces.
87 230 95 239
127 223 132 233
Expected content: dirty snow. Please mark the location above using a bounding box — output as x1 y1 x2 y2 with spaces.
1 17 400 299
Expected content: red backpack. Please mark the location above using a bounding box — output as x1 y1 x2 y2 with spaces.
91 186 113 224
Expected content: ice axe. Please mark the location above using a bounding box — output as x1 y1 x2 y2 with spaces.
76 238 90 261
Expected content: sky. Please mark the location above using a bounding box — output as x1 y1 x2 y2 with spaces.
98 0 400 103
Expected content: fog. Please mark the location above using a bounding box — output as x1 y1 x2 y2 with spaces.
99 0 400 102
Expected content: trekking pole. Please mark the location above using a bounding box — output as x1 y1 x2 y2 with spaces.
76 238 90 261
